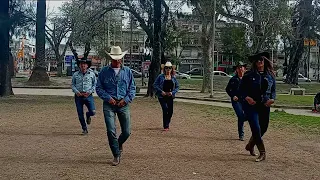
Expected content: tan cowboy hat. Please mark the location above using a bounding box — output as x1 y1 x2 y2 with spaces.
106 46 128 60
161 61 176 70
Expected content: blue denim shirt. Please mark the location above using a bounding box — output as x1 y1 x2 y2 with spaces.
240 70 276 104
96 66 136 103
226 74 242 101
153 74 179 98
72 69 97 94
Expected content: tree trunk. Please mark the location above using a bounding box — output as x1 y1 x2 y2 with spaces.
201 37 210 93
57 55 63 77
29 0 49 83
285 40 304 84
0 0 13 96
146 0 161 97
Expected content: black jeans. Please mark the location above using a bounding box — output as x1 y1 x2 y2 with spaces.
158 97 174 129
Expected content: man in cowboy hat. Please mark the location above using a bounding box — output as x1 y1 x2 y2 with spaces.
96 46 136 166
72 58 97 135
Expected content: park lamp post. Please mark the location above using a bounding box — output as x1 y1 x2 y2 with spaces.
210 0 216 98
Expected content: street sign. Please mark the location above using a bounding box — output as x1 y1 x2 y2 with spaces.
142 61 151 71
65 55 74 67
304 39 317 46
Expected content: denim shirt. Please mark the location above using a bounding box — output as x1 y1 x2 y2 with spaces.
153 74 179 98
96 66 136 103
226 74 241 101
240 70 276 104
72 69 97 94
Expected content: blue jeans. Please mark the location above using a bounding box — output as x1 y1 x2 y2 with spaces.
75 95 96 131
158 97 174 129
243 103 270 145
103 102 131 158
231 100 245 138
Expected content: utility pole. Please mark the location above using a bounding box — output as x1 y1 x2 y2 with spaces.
210 0 216 98
129 15 133 68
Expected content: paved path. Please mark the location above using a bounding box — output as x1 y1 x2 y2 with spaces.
12 88 320 117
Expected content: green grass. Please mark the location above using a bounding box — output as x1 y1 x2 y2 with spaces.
193 102 320 134
180 78 320 94
270 111 320 134
276 95 313 106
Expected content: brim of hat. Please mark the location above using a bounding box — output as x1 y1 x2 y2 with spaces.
107 50 128 60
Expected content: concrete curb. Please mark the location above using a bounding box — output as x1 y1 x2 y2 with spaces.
12 86 197 91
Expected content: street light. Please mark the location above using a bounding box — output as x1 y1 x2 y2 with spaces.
210 0 216 98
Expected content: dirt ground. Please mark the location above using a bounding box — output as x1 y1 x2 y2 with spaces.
0 96 319 180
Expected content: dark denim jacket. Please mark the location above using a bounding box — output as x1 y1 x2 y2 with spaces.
240 70 276 104
153 74 179 98
226 74 241 101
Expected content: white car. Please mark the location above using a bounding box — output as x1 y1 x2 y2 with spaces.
283 73 311 82
213 71 233 78
175 71 191 79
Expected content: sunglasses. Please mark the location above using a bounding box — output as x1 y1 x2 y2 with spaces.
164 67 172 69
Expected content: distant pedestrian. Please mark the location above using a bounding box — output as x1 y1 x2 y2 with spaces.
226 61 247 141
313 92 320 112
96 46 136 166
71 58 97 135
240 52 276 162
153 62 179 131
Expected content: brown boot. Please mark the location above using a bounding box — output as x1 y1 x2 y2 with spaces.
256 142 266 162
245 136 257 156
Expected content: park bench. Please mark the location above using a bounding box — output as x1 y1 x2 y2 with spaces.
289 88 306 95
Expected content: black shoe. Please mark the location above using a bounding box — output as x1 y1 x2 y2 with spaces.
112 156 120 166
86 115 91 125
239 137 244 141
82 129 88 135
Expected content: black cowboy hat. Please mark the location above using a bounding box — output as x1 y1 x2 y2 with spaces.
77 58 92 68
233 61 247 70
248 52 270 63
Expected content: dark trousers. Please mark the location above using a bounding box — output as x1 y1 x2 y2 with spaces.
158 97 174 129
231 101 245 138
243 103 270 145
75 95 96 131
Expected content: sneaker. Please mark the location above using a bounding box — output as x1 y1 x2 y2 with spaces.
82 129 88 135
86 115 91 125
112 156 120 166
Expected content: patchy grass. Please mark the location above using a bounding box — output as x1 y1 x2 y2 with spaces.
276 95 314 106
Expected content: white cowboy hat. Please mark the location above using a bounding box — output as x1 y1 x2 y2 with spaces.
164 62 173 67
106 46 127 60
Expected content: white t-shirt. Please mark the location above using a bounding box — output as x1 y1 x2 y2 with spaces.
113 68 120 75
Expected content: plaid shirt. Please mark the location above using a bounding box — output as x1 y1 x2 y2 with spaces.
72 69 97 94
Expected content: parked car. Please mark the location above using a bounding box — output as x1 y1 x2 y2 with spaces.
175 71 191 79
283 73 311 82
184 68 203 76
131 69 143 78
213 71 233 78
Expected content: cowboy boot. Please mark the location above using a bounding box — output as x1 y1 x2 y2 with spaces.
256 142 266 162
245 136 257 156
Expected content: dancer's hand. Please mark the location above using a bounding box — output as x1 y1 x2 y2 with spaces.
233 96 238 101
167 92 173 96
109 98 117 105
245 97 256 105
118 99 127 107
265 99 275 107
76 92 82 97
82 92 90 98
161 91 166 96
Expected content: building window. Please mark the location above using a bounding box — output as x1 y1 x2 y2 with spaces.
132 45 139 53
181 50 191 57
193 39 199 45
194 25 200 31
182 24 189 30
